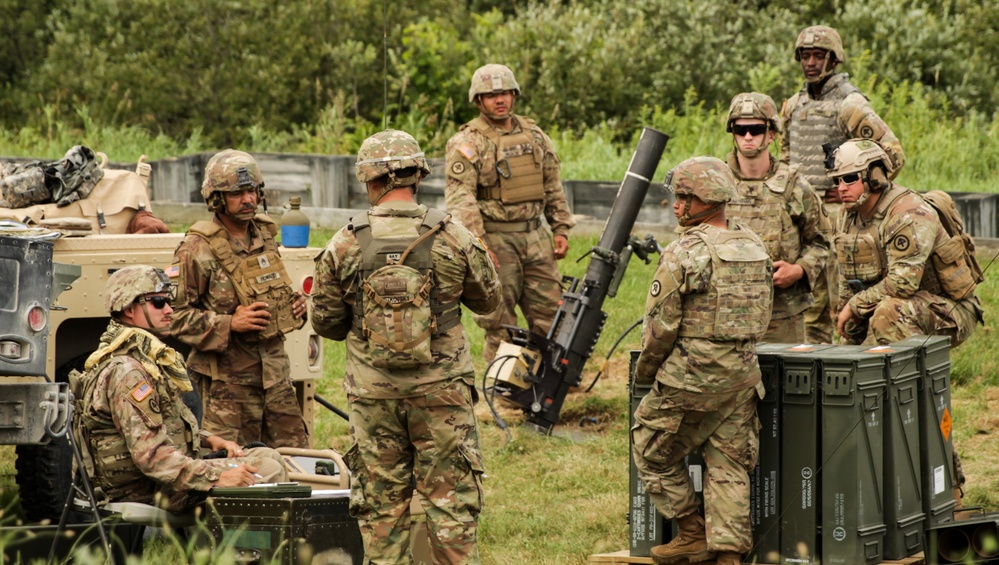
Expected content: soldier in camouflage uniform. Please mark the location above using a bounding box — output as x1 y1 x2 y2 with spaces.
445 63 575 362
632 157 773 565
829 138 983 496
168 150 309 448
312 130 500 564
725 92 831 343
76 265 286 512
780 25 906 344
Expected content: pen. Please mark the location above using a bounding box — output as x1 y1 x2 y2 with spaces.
226 462 264 479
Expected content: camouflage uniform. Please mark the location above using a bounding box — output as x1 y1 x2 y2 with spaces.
313 130 501 564
632 157 773 557
446 65 575 361
726 153 830 343
77 319 285 512
170 214 308 448
781 26 906 344
837 183 983 347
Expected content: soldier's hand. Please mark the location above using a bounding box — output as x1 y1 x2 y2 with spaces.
488 249 500 271
553 234 569 260
292 292 308 320
231 302 271 333
206 436 245 457
215 463 259 487
772 261 804 289
836 303 856 340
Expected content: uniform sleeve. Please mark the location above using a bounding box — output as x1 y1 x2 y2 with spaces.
456 227 501 314
839 93 906 178
538 129 575 237
792 175 832 288
778 94 797 165
633 237 711 383
168 236 232 352
445 131 487 238
310 228 357 341
848 204 937 317
107 366 221 492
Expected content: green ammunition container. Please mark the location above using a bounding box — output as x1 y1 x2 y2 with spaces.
206 491 363 565
629 350 672 556
815 347 886 565
894 335 956 529
876 343 926 559
748 343 788 564
778 343 836 565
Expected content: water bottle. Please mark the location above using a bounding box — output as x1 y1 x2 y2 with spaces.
280 196 310 248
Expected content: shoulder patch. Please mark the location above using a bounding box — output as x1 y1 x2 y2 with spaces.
860 125 874 138
457 144 475 161
165 263 180 278
131 382 153 402
650 280 662 297
893 235 910 252
451 161 466 175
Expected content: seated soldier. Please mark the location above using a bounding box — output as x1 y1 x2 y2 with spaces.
74 265 287 512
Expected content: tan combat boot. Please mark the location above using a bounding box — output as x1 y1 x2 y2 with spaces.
715 551 742 565
649 513 716 564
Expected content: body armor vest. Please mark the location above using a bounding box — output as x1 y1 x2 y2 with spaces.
787 74 861 194
188 215 300 341
350 208 462 367
470 115 545 204
727 164 801 264
677 225 771 340
79 356 198 500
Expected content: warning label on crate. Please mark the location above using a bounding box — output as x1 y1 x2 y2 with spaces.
934 465 946 496
940 407 952 441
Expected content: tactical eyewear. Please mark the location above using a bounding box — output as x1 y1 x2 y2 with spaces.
835 172 862 185
732 124 769 137
139 295 172 310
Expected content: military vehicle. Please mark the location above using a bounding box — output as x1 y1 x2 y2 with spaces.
1 155 325 524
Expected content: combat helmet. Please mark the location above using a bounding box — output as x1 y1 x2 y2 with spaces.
201 149 265 213
468 64 521 103
795 25 846 63
826 139 892 207
105 265 173 313
665 156 735 226
726 92 781 134
355 130 431 204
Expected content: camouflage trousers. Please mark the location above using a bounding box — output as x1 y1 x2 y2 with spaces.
631 383 759 553
762 312 806 344
345 382 484 565
195 372 309 449
842 291 981 348
804 202 842 344
474 227 562 362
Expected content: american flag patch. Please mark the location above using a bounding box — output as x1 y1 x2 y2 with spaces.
131 383 153 402
457 144 476 161
165 264 180 277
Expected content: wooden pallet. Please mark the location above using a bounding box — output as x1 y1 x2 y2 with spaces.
587 549 927 564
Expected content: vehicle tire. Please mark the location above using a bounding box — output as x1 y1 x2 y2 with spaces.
15 437 74 523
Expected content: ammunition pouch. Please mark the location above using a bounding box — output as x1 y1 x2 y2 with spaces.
931 234 980 301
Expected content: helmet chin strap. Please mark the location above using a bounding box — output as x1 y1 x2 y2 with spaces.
677 201 722 227
734 126 769 158
370 172 419 205
806 55 834 85
137 303 172 338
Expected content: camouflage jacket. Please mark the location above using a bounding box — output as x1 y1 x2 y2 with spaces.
445 113 575 238
79 321 223 510
780 73 905 194
838 184 981 318
634 222 773 394
169 214 290 388
726 153 831 319
311 201 501 399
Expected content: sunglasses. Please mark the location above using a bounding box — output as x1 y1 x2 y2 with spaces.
139 295 171 309
835 172 862 185
732 124 769 137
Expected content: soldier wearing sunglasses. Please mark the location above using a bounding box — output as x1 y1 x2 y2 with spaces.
779 25 906 344
724 92 831 343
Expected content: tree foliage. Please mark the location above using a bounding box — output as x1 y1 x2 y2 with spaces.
1 0 996 150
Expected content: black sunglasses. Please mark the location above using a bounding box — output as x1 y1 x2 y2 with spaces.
732 124 769 137
836 172 862 185
139 295 171 309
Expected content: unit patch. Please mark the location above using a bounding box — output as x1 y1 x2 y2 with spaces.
451 161 466 175
650 280 662 297
893 235 910 252
860 125 874 139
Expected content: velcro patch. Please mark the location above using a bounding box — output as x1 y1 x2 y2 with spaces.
451 161 466 175
893 235 910 252
457 145 476 161
165 263 181 278
257 255 271 269
131 383 153 402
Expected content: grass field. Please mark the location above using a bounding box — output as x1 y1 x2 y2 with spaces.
2 229 998 564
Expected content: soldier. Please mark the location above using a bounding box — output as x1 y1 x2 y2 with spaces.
828 138 983 502
445 63 575 361
311 130 501 563
632 157 773 565
168 150 309 448
725 92 831 343
780 25 906 343
75 265 286 512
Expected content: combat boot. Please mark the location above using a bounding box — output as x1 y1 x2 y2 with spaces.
649 513 715 564
715 551 742 565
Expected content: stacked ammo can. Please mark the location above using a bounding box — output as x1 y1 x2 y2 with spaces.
628 350 672 556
